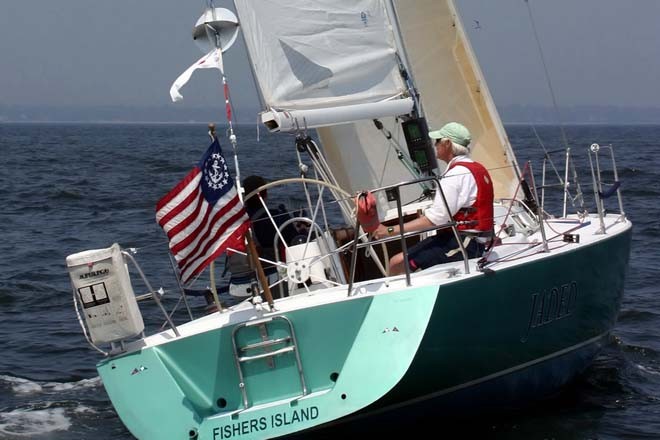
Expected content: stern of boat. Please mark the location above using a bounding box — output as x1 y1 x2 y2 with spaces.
97 282 440 440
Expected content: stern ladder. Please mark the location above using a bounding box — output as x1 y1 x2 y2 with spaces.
231 315 308 409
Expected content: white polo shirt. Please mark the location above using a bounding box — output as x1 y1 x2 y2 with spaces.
424 155 478 226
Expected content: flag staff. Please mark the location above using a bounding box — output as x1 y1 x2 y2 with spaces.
165 6 270 310
177 6 275 309
208 123 275 310
204 124 224 313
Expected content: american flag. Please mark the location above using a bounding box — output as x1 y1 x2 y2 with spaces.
156 138 250 284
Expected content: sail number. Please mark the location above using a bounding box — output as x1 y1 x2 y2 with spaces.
521 281 578 342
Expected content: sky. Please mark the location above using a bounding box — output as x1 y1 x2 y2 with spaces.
1 0 660 118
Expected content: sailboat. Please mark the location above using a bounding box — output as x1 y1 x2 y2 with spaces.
65 1 631 439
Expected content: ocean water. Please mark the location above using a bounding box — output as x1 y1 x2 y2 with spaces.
1 123 658 439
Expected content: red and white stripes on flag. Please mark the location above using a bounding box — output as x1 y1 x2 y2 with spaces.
156 139 249 284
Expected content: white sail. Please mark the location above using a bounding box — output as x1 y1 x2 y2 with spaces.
233 0 521 219
233 0 411 129
317 0 521 217
393 0 520 198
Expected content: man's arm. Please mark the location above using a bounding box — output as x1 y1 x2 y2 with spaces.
372 215 434 240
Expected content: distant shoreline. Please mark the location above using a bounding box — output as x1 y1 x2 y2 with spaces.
2 104 659 126
1 120 659 126
0 120 257 126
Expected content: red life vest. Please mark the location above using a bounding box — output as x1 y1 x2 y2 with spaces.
447 161 494 232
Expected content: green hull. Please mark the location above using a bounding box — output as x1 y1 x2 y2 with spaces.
377 224 632 411
98 226 631 439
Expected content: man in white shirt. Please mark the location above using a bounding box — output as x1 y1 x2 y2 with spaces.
373 122 494 275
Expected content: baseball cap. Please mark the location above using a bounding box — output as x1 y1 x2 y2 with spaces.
428 122 471 147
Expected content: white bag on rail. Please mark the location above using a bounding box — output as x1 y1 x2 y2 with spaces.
66 243 144 344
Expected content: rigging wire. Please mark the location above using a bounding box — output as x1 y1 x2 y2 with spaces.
524 1 586 214
530 125 563 185
524 0 569 151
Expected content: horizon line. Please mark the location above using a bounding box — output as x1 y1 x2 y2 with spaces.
2 120 659 126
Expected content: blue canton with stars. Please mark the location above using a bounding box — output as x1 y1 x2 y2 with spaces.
199 138 234 206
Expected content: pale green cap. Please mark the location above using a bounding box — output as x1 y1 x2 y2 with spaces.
428 122 471 147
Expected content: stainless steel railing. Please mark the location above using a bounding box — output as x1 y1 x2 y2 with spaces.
588 143 625 234
347 176 470 296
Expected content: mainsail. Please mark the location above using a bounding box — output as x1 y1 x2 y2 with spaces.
233 0 521 218
234 0 413 131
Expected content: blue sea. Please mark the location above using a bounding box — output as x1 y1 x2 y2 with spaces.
1 122 658 439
